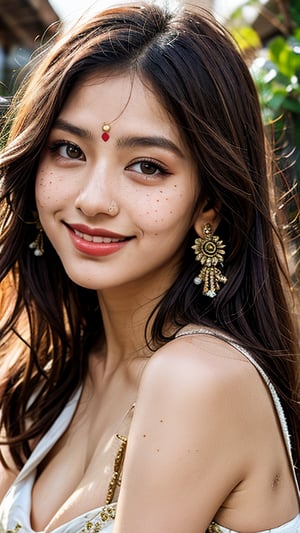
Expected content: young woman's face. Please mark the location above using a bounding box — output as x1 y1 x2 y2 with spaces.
36 74 201 293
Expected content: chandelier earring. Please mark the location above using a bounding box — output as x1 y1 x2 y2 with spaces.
29 213 44 256
192 223 227 298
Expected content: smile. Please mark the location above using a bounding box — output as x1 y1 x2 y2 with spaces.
73 229 125 243
66 224 131 257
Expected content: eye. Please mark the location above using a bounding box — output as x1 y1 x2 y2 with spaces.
127 159 169 176
49 141 85 161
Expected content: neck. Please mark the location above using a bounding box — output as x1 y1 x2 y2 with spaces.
85 284 163 402
97 283 162 365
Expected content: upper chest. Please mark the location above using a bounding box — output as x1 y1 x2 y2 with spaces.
30 384 135 532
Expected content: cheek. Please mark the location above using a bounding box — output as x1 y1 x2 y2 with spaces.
133 186 193 235
35 167 69 208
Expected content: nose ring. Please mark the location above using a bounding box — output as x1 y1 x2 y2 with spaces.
107 200 118 215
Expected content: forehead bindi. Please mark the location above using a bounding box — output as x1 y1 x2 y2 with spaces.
57 75 181 146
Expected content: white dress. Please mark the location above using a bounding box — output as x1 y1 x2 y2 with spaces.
0 327 299 533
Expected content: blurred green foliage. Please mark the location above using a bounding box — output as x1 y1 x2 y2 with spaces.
229 0 300 178
228 0 299 289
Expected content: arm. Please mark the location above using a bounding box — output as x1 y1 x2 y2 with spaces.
114 336 253 533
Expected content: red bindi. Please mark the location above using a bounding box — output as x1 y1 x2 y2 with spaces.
101 132 110 142
101 123 111 142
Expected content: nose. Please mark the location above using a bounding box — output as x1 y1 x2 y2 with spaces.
74 167 119 217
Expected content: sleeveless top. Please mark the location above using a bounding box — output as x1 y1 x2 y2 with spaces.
0 327 299 533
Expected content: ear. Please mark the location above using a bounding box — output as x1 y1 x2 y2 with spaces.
193 199 222 237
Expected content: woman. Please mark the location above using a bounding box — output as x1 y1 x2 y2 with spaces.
0 3 299 532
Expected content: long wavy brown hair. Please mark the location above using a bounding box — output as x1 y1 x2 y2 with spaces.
0 3 299 478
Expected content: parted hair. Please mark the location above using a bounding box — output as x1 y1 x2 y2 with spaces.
0 3 299 476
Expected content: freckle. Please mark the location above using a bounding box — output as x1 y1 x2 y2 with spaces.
154 210 158 213
173 184 177 188
160 190 163 193
160 419 163 423
143 434 147 438
156 449 160 452
169 211 173 214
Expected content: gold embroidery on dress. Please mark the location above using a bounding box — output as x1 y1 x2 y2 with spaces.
207 522 222 532
3 406 133 533
4 524 22 533
80 432 128 531
105 434 127 505
80 503 117 532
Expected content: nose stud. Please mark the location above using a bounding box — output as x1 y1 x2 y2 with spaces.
107 200 119 215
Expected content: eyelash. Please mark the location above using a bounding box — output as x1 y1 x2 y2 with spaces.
127 158 170 177
48 140 85 160
47 142 170 176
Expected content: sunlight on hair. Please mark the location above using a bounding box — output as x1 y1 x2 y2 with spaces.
152 0 181 11
54 0 182 28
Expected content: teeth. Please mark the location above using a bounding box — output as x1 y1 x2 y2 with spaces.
74 229 123 243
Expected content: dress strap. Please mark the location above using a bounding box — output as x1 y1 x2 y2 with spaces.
15 386 82 483
175 326 300 499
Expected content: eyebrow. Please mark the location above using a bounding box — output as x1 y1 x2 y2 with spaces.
52 118 184 158
52 118 93 140
117 135 184 158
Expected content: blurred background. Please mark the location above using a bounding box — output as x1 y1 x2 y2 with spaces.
0 0 299 289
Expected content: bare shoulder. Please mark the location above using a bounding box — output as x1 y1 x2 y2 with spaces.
131 327 266 475
138 329 257 407
133 327 270 468
116 331 265 532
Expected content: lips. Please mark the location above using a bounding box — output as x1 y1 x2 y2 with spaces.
67 223 128 240
66 223 131 257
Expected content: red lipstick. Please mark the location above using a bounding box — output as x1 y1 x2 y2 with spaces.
66 224 130 257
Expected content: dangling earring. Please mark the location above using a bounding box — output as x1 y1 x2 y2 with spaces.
192 223 227 298
29 215 44 256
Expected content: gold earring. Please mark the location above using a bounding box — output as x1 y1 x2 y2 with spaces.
192 223 227 298
29 215 44 256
